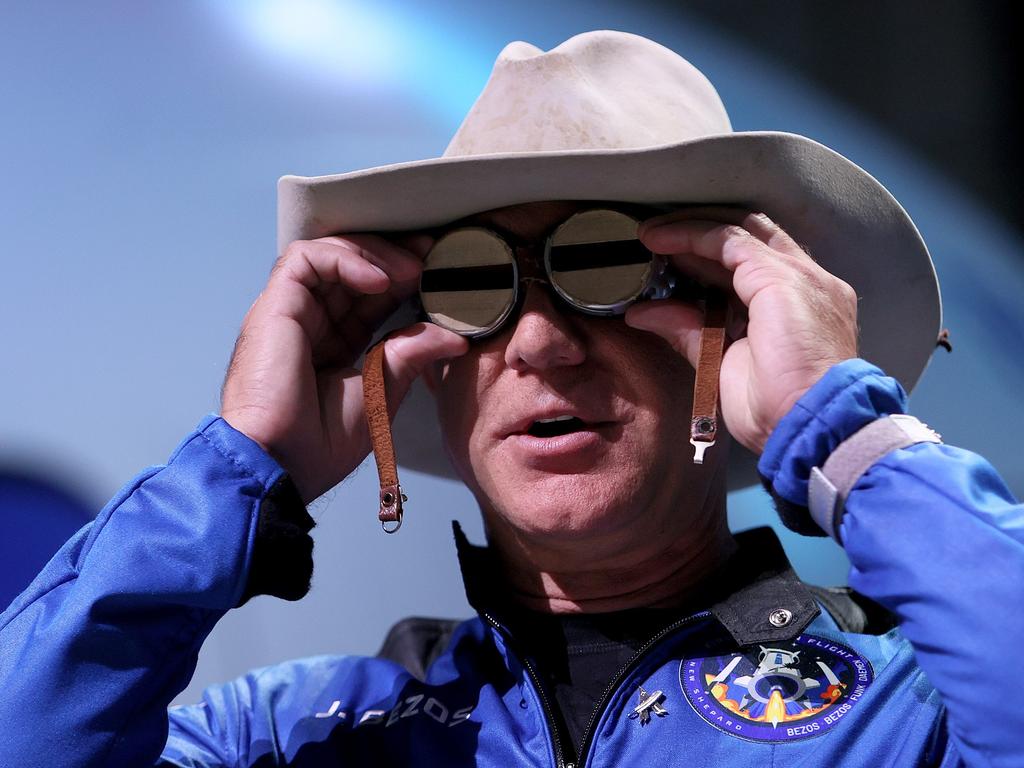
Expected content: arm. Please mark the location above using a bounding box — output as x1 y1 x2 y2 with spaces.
759 359 1024 768
0 233 465 768
630 208 1018 766
0 417 285 767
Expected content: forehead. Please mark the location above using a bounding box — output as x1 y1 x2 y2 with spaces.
453 201 587 240
449 200 675 241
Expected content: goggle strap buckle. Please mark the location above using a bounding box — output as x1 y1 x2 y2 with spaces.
690 290 728 464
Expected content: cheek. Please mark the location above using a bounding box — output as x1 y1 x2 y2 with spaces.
613 335 696 456
609 326 695 403
434 352 495 478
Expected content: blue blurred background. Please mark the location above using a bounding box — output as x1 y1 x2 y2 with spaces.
1 1 1020 706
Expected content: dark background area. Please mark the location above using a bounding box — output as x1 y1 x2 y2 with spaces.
670 0 1022 236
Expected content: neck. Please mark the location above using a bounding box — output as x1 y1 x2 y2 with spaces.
486 501 736 615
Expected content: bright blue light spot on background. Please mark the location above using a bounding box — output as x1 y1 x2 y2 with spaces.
210 0 496 121
222 0 403 81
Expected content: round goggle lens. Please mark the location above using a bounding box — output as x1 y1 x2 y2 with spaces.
420 228 517 336
546 209 652 310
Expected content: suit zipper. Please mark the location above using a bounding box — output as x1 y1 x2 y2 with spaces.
574 609 711 767
482 612 568 768
483 608 711 768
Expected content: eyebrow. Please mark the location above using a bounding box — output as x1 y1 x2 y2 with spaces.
456 211 511 231
451 202 587 241
456 208 537 232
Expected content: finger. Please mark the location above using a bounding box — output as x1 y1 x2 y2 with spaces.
624 299 704 369
726 294 749 341
640 219 761 274
350 274 420 329
669 252 735 292
332 323 469 470
316 287 419 371
641 208 812 263
315 312 375 370
316 233 424 282
313 276 415 336
310 234 425 330
389 232 435 261
266 239 421 355
737 212 808 260
273 239 393 296
641 205 748 233
378 323 470 408
641 219 809 310
313 282 354 326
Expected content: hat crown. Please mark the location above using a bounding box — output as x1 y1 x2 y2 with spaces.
444 30 732 157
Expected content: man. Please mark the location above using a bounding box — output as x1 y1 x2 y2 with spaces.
0 30 1020 767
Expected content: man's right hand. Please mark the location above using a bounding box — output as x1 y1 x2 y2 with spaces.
221 235 468 503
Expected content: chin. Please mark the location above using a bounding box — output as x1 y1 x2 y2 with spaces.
483 470 650 540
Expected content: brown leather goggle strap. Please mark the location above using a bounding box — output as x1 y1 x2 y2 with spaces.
363 339 405 533
690 290 728 464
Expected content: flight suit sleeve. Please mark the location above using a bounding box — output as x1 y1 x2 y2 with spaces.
760 358 1024 768
0 416 301 768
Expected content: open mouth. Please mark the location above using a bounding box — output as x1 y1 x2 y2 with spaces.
526 415 589 438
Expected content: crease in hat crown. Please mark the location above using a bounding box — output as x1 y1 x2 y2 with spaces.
444 30 733 158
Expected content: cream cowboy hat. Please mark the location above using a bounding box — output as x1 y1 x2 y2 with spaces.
277 30 942 489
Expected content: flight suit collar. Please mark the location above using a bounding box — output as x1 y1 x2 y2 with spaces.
453 523 820 646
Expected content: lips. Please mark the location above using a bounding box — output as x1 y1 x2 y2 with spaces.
503 409 610 439
495 402 623 470
527 415 588 438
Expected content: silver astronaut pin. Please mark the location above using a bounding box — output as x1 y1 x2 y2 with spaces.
629 685 668 725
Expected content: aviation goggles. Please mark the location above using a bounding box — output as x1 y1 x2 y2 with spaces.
418 208 686 338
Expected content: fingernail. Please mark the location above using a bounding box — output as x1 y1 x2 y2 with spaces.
369 263 388 279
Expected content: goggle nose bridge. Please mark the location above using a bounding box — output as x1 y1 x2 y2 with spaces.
510 238 550 283
500 240 571 325
501 241 594 330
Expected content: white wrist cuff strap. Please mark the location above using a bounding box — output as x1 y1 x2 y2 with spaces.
808 414 942 542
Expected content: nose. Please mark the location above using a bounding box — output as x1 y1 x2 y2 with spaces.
504 283 587 372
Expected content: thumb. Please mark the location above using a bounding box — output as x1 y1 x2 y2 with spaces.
624 299 704 369
379 323 469 409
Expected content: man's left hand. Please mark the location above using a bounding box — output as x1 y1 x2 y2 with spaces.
625 209 858 455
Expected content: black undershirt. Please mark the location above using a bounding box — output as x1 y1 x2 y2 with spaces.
504 607 684 763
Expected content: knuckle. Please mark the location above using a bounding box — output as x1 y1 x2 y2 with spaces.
334 237 369 262
795 240 816 261
720 223 751 241
747 211 777 231
273 241 309 276
329 234 383 268
834 277 858 305
280 240 308 262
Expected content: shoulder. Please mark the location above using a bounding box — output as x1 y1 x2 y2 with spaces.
375 616 475 680
806 584 897 635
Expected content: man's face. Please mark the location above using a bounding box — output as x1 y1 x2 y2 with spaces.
430 202 727 549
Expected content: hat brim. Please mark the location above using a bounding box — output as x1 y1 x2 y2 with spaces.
278 131 941 490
